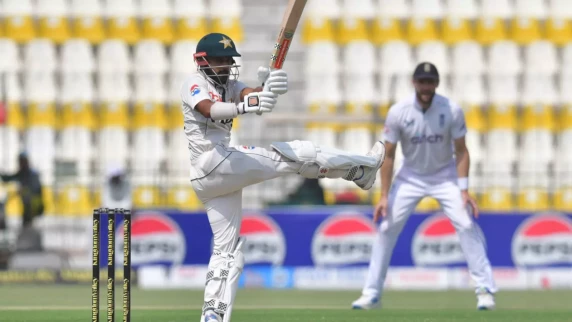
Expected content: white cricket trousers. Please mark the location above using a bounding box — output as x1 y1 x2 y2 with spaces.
191 143 354 252
362 169 497 298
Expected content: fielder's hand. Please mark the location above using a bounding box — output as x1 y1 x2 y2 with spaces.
461 190 480 218
373 196 389 223
258 66 288 95
239 91 277 114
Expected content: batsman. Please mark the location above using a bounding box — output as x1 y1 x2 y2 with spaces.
182 33 385 322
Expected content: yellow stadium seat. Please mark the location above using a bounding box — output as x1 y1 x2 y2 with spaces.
42 186 55 215
5 102 25 130
481 187 514 211
175 17 208 41
27 102 56 128
133 186 162 208
38 16 70 44
99 102 129 129
56 185 93 216
407 18 438 46
168 103 184 130
302 17 336 44
338 18 370 45
166 186 203 210
72 17 105 44
517 187 549 211
143 17 174 44
475 18 507 45
92 188 101 209
4 183 21 218
372 18 404 45
521 104 556 132
324 190 336 205
0 21 3 37
132 102 167 130
309 102 338 114
60 102 96 130
107 17 140 45
546 18 572 46
416 197 440 212
371 188 381 206
442 17 473 45
345 102 373 115
211 17 243 43
511 18 542 45
487 104 517 130
554 187 572 211
378 104 390 119
559 104 572 131
5 16 36 44
464 105 485 131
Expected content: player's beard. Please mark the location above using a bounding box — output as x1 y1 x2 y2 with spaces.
416 90 435 106
204 68 230 86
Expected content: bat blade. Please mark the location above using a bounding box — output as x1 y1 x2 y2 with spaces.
269 0 307 70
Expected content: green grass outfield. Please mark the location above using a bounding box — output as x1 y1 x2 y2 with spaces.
0 285 571 321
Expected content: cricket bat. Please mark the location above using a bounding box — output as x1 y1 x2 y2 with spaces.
268 0 307 70
257 0 307 114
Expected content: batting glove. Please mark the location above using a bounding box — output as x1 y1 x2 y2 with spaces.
239 91 277 114
258 66 288 95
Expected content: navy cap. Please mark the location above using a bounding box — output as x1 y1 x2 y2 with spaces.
413 62 439 80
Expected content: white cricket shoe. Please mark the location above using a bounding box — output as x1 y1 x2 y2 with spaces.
353 141 386 190
476 287 496 310
351 295 380 310
204 310 222 322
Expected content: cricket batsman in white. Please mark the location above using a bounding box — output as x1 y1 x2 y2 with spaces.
181 33 386 322
352 62 497 311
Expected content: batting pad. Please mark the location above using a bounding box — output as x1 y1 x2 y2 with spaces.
202 237 245 322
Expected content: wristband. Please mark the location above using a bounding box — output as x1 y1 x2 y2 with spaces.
458 177 469 190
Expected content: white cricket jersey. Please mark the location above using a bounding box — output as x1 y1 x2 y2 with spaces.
180 72 247 160
383 94 467 177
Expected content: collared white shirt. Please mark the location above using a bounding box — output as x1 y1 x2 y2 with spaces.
180 72 247 160
383 94 467 177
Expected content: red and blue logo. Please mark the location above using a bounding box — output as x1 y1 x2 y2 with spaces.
312 212 376 266
239 213 286 265
512 214 572 267
190 84 200 96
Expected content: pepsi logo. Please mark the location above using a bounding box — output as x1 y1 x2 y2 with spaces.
411 214 482 266
512 214 572 267
116 212 186 266
312 212 376 266
240 213 286 265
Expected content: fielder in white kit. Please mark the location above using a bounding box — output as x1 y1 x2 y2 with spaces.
352 62 497 311
182 33 386 322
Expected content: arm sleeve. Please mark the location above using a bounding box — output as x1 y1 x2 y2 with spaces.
231 80 248 102
0 173 18 182
382 107 401 144
451 103 468 139
180 77 212 109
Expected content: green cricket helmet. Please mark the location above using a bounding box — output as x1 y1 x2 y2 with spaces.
193 33 241 86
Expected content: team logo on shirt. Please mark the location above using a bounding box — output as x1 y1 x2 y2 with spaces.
190 84 200 96
209 92 222 102
439 114 445 127
404 119 415 127
410 133 444 144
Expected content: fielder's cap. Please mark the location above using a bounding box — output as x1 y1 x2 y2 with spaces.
413 62 439 80
196 32 241 57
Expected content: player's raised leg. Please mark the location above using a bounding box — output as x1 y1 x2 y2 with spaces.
430 181 497 310
192 140 385 201
352 177 425 309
